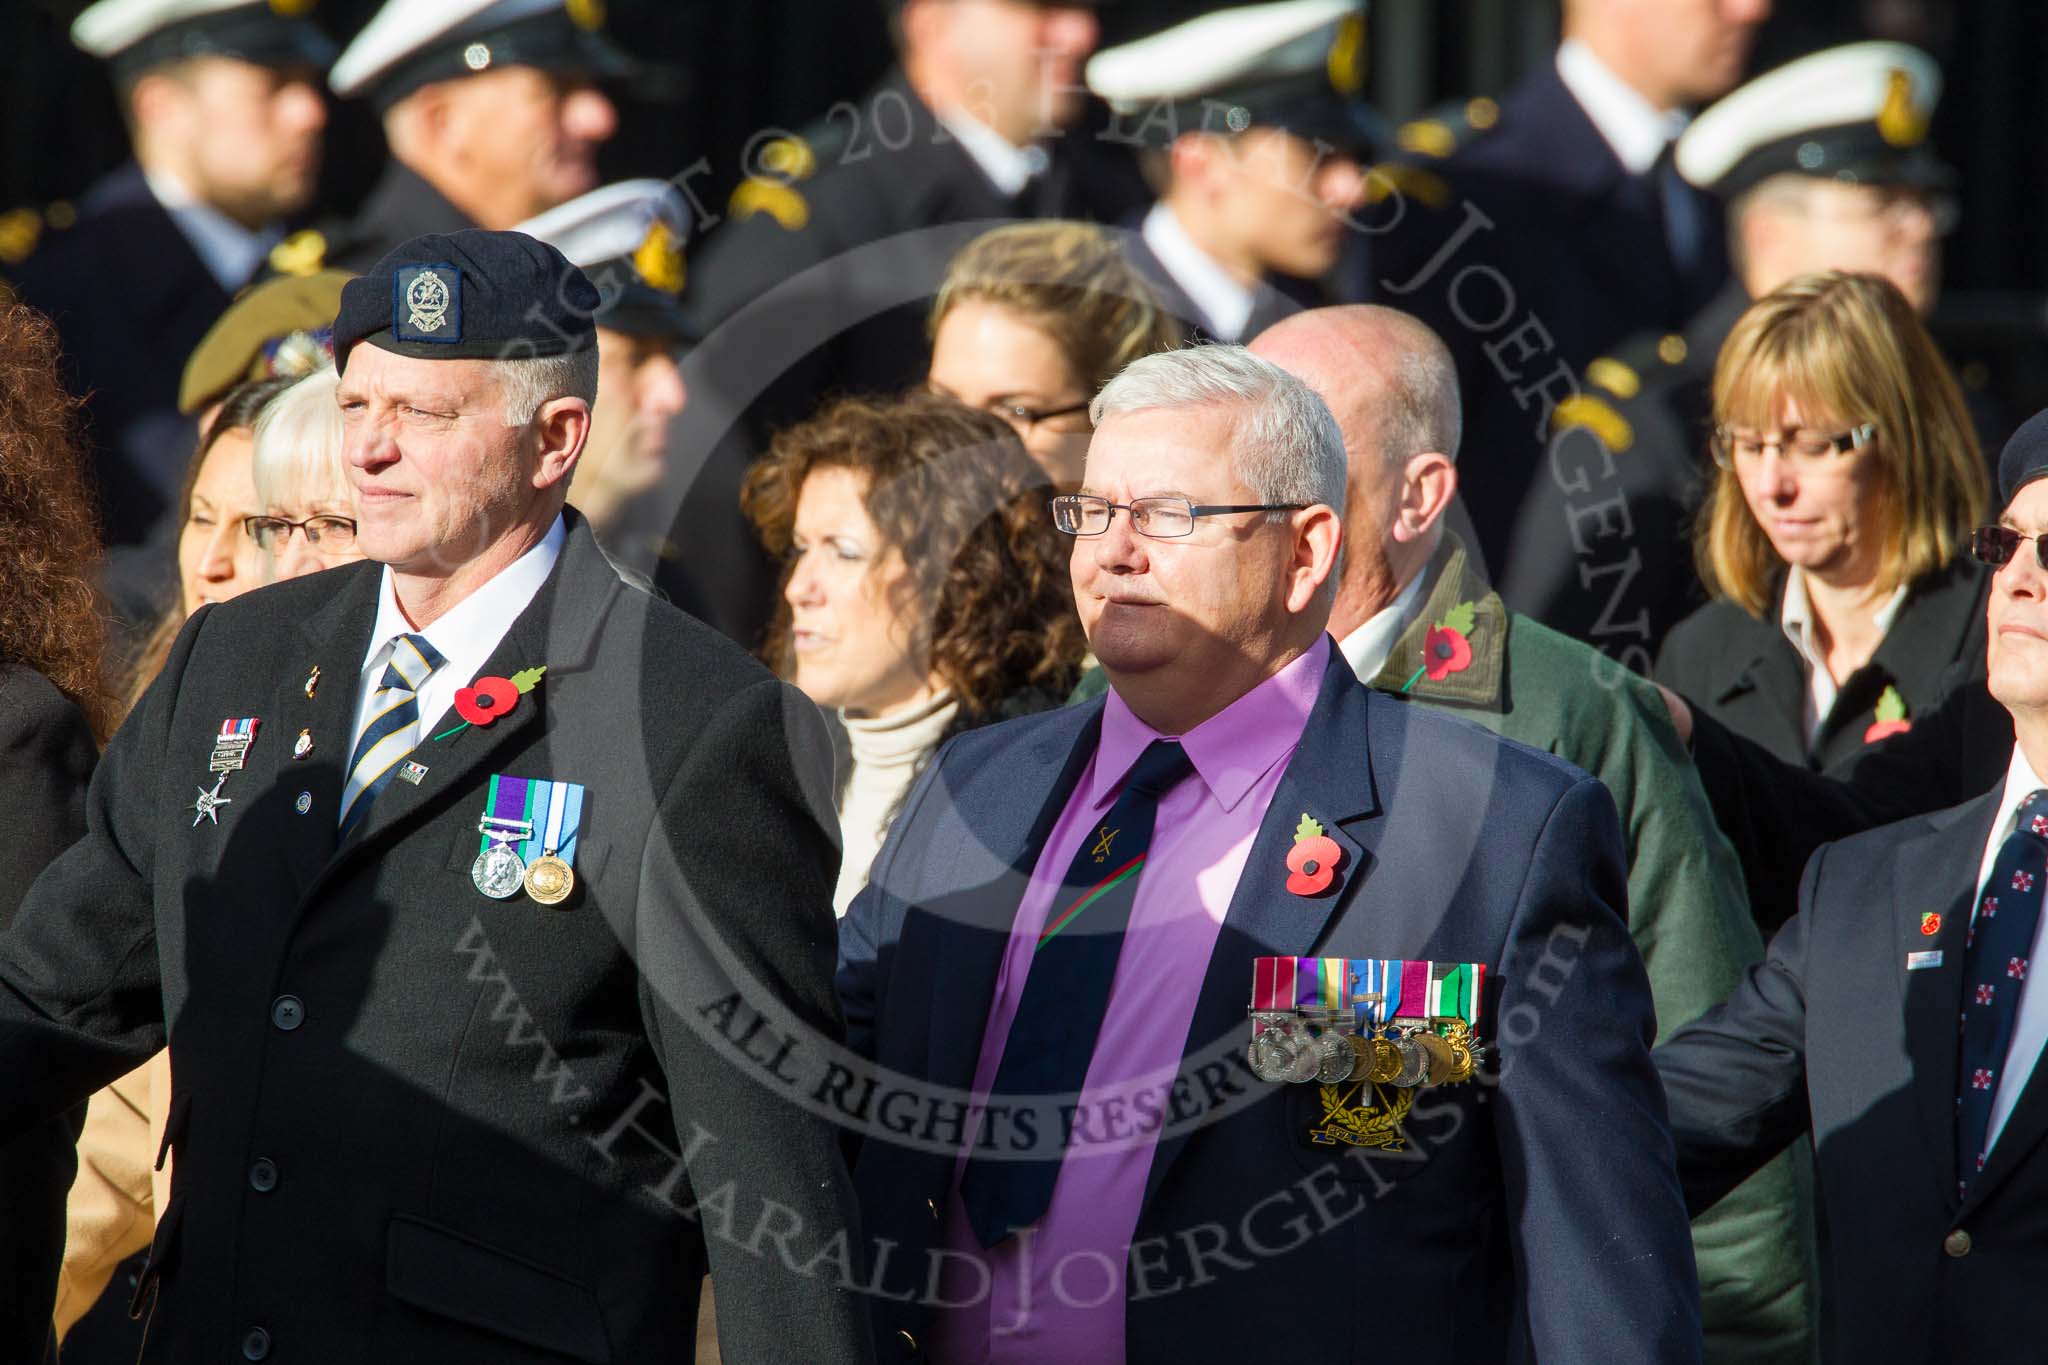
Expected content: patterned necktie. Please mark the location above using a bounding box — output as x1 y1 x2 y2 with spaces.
959 738 1195 1248
1956 787 2048 1192
338 632 446 835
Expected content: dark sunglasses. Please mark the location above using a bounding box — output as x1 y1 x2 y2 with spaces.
1971 525 2048 570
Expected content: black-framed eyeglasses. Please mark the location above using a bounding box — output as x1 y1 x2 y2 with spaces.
242 514 358 553
1971 525 2048 571
1709 422 1876 470
1049 494 1310 539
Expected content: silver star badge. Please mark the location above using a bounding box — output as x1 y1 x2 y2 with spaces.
191 774 233 827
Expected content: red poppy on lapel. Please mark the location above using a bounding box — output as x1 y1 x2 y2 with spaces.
437 666 548 741
1423 624 1472 682
1921 911 1942 936
1286 814 1343 896
1864 684 1911 743
454 676 519 726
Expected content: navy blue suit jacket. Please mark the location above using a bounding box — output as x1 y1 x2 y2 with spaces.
838 650 1700 1363
1656 786 2048 1363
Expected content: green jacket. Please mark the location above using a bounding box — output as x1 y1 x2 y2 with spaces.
1073 541 1814 1365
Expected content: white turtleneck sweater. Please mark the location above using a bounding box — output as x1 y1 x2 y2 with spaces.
833 691 960 916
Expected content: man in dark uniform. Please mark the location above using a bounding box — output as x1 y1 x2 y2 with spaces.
1652 414 2048 1365
0 230 871 1362
6 0 331 547
672 0 1118 644
1084 0 1373 344
1538 41 1953 666
1362 0 1766 633
278 0 628 275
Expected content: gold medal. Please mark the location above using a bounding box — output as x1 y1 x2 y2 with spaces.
1357 1033 1403 1084
524 853 575 906
1410 1029 1457 1087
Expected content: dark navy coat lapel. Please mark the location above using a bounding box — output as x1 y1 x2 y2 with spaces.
922 701 1104 1098
1899 788 2001 1209
273 562 381 899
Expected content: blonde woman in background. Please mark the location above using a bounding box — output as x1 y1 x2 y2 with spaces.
1658 270 1990 771
927 220 1183 490
247 366 363 583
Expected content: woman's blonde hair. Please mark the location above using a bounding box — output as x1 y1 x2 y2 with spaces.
1696 271 1987 614
930 220 1184 397
252 366 346 513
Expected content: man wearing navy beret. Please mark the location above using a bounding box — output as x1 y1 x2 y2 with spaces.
1655 408 2048 1363
0 229 871 1362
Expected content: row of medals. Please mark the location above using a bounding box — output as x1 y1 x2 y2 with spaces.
1248 1010 1480 1088
472 813 574 906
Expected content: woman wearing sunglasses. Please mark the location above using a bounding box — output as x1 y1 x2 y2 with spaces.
1658 271 1990 770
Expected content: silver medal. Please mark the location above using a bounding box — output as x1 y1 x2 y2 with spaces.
1312 1030 1356 1085
471 842 526 899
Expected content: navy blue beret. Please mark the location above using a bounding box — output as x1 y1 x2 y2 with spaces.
1999 407 2048 507
332 229 600 376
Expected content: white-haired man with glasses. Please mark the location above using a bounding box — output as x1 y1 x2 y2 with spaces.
837 344 1700 1363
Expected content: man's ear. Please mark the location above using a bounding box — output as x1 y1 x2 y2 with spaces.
1286 503 1344 614
1393 452 1456 545
530 396 591 492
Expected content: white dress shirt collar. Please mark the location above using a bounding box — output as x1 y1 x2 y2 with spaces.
1141 202 1256 342
141 164 279 293
1555 38 1691 176
1973 742 2048 1150
354 515 567 744
1779 567 1910 744
932 105 1046 199
1336 568 1431 683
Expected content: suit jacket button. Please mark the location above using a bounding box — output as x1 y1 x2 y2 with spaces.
241 1326 272 1360
249 1158 278 1193
270 996 305 1031
895 1328 918 1354
1945 1228 1972 1257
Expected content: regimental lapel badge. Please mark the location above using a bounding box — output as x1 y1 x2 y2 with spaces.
473 773 587 906
293 729 314 760
304 665 320 699
1906 950 1944 971
190 774 233 827
397 760 429 786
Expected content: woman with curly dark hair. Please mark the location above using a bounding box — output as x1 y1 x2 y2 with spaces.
0 300 113 1360
743 390 1087 914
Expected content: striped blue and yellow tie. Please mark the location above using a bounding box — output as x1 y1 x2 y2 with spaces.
338 632 445 835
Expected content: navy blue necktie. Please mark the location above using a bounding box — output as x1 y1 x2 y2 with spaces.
959 739 1194 1248
1956 788 2048 1192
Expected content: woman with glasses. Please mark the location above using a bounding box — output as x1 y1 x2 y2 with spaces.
1658 271 1989 770
927 221 1184 490
743 391 1087 914
248 367 362 582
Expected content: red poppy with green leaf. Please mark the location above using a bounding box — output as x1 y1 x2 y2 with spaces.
1863 684 1911 743
1402 600 1477 692
1286 813 1342 896
438 666 546 740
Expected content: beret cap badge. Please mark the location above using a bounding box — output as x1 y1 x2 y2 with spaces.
398 265 458 340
